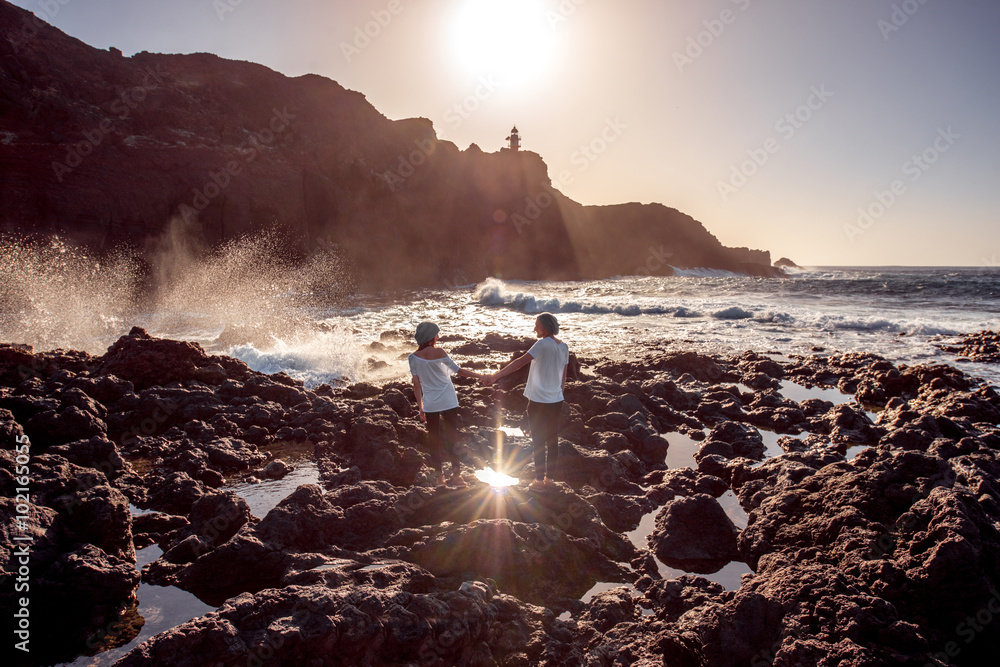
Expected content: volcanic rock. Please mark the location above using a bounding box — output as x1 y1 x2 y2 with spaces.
387 518 631 606
649 494 741 573
0 452 139 664
261 458 291 479
114 582 561 666
3 326 1000 665
937 330 1000 363
47 434 126 479
695 421 766 463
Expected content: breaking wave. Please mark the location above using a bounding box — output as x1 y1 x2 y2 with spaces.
474 278 673 317
668 266 746 278
227 327 365 388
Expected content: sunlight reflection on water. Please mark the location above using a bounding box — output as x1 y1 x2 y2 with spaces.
228 461 320 518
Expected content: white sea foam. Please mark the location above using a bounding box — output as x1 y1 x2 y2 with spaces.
669 266 746 278
805 314 962 336
228 327 365 388
474 277 675 317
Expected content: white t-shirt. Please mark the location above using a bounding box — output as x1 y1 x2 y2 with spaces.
408 353 461 413
524 337 569 404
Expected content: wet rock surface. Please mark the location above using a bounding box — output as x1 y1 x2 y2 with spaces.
2 330 1000 665
937 330 1000 364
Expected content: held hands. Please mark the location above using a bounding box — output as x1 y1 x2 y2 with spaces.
479 373 496 386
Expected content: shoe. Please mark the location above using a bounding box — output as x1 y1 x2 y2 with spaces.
449 475 468 488
528 479 545 490
542 477 555 487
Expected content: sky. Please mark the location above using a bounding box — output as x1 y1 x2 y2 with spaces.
10 0 1000 267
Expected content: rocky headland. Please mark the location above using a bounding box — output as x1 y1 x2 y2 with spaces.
0 0 778 289
3 328 1000 666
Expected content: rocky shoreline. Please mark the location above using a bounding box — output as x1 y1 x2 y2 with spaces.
3 328 1000 666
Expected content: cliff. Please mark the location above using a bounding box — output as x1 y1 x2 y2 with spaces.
0 1 779 288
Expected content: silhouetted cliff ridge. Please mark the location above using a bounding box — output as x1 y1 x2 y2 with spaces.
0 1 779 288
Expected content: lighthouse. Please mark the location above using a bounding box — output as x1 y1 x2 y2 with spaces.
506 126 520 152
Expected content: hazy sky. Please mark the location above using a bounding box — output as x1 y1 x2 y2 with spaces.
12 0 1000 267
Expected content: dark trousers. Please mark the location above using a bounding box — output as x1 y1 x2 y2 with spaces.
424 407 461 473
527 400 563 480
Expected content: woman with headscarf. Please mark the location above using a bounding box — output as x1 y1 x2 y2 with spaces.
485 312 569 489
409 321 483 487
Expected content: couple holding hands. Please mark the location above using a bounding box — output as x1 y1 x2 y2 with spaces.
408 313 569 490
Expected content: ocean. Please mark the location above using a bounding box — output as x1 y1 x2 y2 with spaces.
216 267 1000 390
3 245 998 389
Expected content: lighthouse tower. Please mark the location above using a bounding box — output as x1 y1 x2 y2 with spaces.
506 126 520 152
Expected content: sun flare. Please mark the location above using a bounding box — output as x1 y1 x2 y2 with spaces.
474 466 520 488
450 0 555 84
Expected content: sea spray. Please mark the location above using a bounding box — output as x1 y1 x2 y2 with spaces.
142 229 361 379
0 235 139 353
147 227 349 330
0 229 357 364
149 229 303 335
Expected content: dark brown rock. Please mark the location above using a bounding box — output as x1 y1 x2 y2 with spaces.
47 435 126 479
4 327 1000 666
0 452 139 664
580 586 638 633
389 518 631 606
936 330 1000 363
649 493 740 573
696 421 765 463
93 327 250 391
115 583 553 666
24 404 107 450
261 458 291 479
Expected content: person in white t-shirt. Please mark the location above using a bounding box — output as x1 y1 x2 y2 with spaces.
409 321 484 487
485 313 569 489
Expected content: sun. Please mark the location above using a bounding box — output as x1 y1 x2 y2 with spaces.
450 0 556 85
